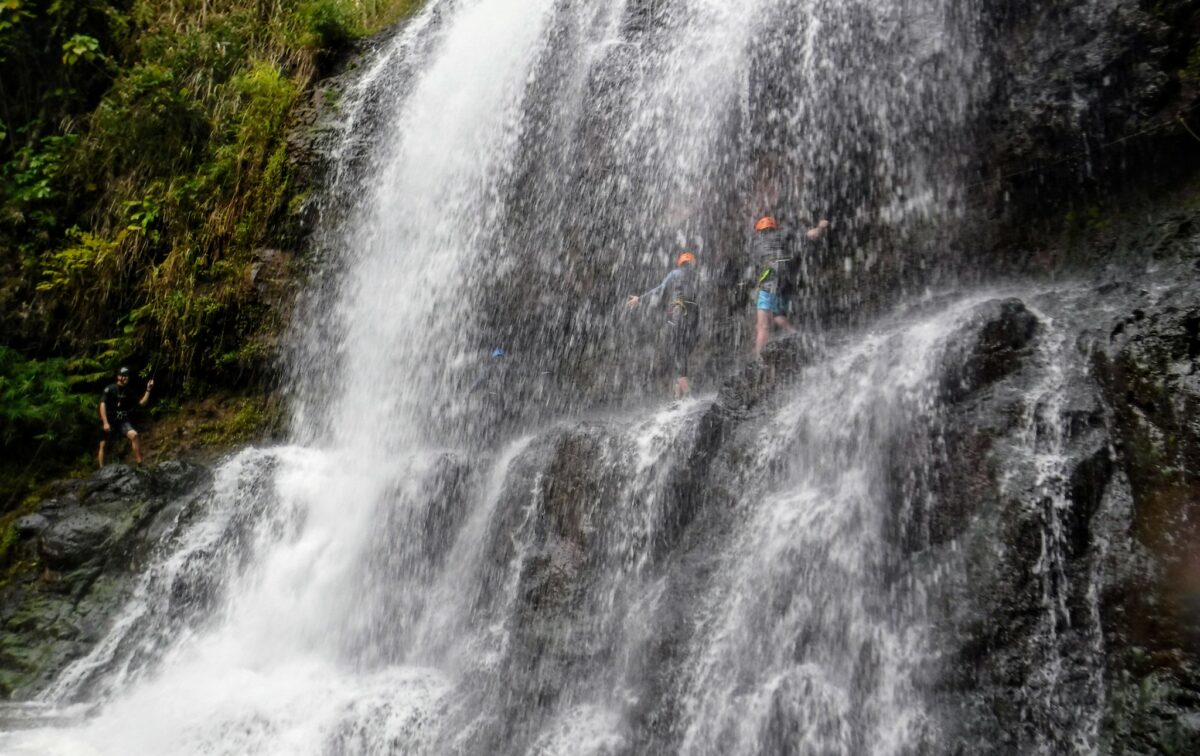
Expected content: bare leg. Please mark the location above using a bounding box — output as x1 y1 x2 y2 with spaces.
128 430 142 464
773 315 795 334
755 309 772 356
97 440 106 468
675 375 690 397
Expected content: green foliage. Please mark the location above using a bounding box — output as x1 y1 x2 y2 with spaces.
197 397 269 446
61 33 101 65
3 133 78 205
0 0 34 36
88 62 210 180
123 193 161 239
298 0 357 51
0 0 427 488
0 347 92 452
36 227 119 298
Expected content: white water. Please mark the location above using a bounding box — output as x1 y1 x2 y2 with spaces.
0 0 1009 753
675 300 987 755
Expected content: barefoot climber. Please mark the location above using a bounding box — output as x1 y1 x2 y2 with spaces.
97 366 153 467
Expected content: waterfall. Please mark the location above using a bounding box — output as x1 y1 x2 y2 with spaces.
1 0 1127 754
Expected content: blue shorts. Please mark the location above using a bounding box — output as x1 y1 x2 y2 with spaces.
756 289 787 315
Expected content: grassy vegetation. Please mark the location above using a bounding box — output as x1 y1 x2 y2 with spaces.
0 0 423 495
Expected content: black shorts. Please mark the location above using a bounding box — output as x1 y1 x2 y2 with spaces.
668 304 701 377
101 420 136 444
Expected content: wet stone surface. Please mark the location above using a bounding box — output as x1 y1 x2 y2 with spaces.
0 462 211 699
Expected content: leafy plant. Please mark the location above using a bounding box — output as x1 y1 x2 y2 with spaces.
2 133 79 205
0 0 33 35
36 227 119 299
61 33 101 66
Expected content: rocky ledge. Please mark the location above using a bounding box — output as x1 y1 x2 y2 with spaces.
0 461 211 698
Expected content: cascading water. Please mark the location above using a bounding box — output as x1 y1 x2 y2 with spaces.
1 0 1126 754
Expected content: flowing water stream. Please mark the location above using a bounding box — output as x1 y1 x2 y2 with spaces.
0 0 1117 753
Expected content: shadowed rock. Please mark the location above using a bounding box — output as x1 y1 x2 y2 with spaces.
940 298 1041 403
0 461 212 698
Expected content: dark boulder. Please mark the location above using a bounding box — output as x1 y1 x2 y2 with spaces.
0 461 212 699
38 511 115 571
940 298 1041 402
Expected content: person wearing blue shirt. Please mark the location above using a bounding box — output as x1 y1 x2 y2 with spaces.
627 251 700 397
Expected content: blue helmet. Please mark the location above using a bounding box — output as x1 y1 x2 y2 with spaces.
491 348 507 359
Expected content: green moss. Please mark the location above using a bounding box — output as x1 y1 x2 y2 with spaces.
206 400 260 444
0 524 18 568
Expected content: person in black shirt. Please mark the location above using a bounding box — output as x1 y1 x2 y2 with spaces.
98 366 154 467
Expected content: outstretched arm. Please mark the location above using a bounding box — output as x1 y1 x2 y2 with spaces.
139 379 154 407
628 269 679 308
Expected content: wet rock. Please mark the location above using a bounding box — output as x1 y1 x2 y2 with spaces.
715 335 820 418
80 464 145 505
1066 444 1113 557
940 298 1040 402
13 515 48 538
38 511 115 570
976 0 1200 237
1085 278 1200 751
910 253 1200 754
143 458 209 498
0 460 213 698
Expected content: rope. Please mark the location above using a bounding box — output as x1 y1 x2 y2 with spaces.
1178 115 1200 144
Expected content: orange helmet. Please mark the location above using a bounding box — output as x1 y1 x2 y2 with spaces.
677 251 696 266
755 216 778 232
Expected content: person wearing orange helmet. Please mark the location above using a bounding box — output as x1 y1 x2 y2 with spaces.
749 214 829 356
627 251 701 397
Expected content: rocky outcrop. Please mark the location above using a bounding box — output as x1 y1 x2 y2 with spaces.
1090 278 1200 753
906 205 1200 753
0 462 211 698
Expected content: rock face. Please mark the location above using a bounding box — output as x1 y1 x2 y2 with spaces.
0 462 211 698
1091 278 1200 753
436 226 1200 752
896 211 1200 753
972 0 1200 268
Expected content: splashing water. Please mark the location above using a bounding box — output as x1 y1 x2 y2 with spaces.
0 0 1094 754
